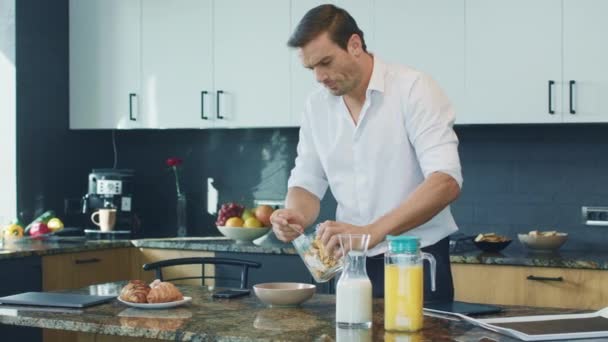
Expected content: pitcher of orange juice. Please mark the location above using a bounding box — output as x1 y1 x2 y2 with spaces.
384 235 436 332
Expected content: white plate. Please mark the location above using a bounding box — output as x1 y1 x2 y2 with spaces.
117 296 192 309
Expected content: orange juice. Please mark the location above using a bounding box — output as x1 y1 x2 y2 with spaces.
384 264 424 331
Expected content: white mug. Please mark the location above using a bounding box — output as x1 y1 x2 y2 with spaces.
91 209 117 232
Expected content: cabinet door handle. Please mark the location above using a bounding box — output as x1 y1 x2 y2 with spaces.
75 258 101 265
216 90 224 119
569 80 576 114
527 275 563 282
129 93 137 121
548 80 555 114
201 91 208 120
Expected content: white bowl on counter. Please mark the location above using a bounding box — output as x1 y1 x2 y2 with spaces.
518 233 568 252
216 226 270 244
253 282 316 307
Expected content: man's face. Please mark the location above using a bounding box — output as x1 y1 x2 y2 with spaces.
299 32 361 96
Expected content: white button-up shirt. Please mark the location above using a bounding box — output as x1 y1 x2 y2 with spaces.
288 57 462 256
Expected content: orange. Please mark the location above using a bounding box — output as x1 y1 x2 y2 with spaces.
225 217 244 227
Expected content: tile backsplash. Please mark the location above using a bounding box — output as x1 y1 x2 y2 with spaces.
452 124 608 249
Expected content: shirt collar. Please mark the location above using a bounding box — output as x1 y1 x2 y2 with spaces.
322 56 386 101
367 56 386 94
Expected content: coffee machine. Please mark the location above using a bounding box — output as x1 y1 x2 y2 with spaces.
81 169 138 232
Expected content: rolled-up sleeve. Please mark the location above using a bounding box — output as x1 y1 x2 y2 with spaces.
403 74 463 188
287 103 329 200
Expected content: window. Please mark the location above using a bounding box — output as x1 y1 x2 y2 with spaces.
0 0 17 224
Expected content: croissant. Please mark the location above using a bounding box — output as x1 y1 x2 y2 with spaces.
147 281 183 303
120 280 151 303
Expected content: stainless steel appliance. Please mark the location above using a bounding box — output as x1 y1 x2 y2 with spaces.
81 169 138 231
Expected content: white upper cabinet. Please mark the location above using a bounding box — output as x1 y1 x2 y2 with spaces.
290 0 373 126
142 0 214 129
213 0 291 128
374 0 465 124
464 0 562 124
563 0 608 123
70 0 143 129
70 0 608 128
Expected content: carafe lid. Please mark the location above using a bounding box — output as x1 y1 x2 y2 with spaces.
387 235 419 253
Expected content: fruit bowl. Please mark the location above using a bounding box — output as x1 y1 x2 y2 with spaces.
216 226 270 244
518 232 568 252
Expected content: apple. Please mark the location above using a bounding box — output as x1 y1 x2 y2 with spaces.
254 205 274 227
243 217 263 228
47 217 64 232
30 222 51 237
241 209 255 221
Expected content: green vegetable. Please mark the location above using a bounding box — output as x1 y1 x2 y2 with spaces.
24 210 56 235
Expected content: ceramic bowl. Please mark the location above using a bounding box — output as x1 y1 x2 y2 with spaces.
253 282 316 307
216 226 270 244
473 239 512 253
518 233 568 252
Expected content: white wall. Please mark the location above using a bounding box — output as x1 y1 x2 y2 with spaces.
0 0 16 223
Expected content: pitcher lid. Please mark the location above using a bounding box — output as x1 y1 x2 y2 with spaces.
387 235 419 253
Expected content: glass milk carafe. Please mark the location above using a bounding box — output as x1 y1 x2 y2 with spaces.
384 235 436 332
336 234 373 329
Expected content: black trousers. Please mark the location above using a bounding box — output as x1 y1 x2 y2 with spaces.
366 237 454 303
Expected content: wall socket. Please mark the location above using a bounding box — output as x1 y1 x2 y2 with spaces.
581 206 608 226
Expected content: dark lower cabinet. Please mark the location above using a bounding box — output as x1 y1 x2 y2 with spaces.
0 256 43 341
214 252 335 294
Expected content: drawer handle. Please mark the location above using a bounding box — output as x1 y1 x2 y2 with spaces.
527 275 563 282
75 258 101 265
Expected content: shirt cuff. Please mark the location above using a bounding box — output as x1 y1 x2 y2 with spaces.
287 175 328 201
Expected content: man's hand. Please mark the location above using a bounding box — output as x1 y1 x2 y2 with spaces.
317 221 384 257
270 209 306 242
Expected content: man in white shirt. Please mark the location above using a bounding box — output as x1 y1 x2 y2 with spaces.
270 4 462 302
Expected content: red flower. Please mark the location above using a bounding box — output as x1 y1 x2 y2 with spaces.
166 157 184 196
166 157 183 167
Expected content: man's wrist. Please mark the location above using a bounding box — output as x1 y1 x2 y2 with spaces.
364 222 386 248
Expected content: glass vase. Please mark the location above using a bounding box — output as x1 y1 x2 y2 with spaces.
176 193 187 237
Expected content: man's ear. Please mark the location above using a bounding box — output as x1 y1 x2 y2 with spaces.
347 34 362 57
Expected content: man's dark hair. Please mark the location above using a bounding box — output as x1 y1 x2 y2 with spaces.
287 4 367 52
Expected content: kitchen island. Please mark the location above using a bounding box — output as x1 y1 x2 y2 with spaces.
0 281 592 342
4 236 608 310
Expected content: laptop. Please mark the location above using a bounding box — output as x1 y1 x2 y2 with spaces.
0 292 115 308
424 301 503 316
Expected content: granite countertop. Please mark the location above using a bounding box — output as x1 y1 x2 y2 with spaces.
136 236 608 270
132 236 298 255
5 234 608 271
0 237 132 260
450 243 608 270
0 281 590 341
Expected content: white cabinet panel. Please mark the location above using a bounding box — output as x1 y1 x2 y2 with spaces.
142 0 214 128
69 0 143 129
563 0 608 123
464 0 562 124
374 0 465 124
213 0 291 128
290 0 373 126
